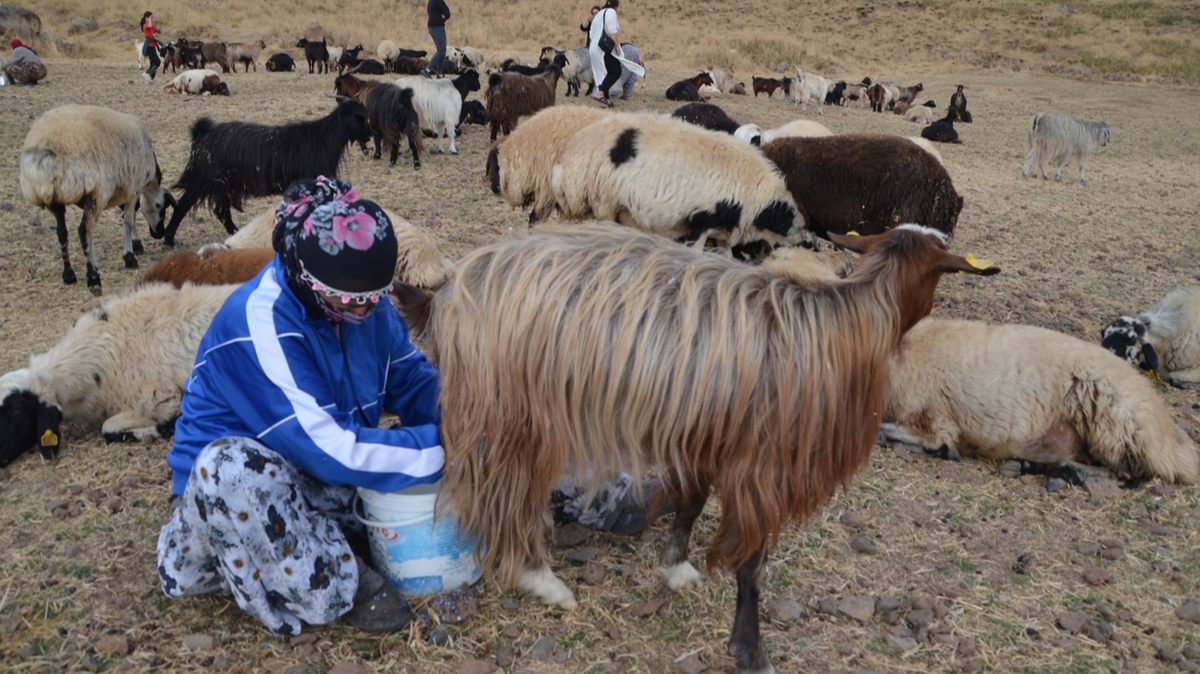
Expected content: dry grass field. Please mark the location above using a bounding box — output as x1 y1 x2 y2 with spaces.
2 1 1200 672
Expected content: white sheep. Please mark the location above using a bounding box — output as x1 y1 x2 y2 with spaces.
161 69 229 95
733 119 834 146
903 101 936 124
486 105 610 223
1102 287 1200 390
549 112 806 251
0 282 238 468
219 204 455 290
789 69 830 114
377 39 400 67
880 318 1200 485
1021 112 1110 182
19 104 176 295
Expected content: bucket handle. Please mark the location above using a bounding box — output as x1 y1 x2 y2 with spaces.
352 492 434 529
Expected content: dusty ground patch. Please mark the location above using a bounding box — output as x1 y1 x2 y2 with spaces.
0 61 1198 673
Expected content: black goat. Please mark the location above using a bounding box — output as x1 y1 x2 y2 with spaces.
157 101 372 247
667 72 715 101
460 100 487 126
397 47 428 59
500 58 547 76
921 110 962 144
366 85 423 169
297 38 329 74
265 53 295 72
336 44 366 75
826 81 846 105
174 38 205 70
671 102 740 134
344 58 388 75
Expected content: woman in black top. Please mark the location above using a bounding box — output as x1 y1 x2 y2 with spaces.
425 0 451 78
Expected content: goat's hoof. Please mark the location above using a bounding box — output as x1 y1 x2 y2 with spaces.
450 150 459 155
123 252 139 269
87 284 103 297
132 239 145 254
63 269 78 285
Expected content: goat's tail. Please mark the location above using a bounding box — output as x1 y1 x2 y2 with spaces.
390 282 435 336
17 147 68 208
190 117 216 143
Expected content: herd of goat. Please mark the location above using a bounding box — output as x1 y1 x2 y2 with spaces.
4 32 1193 674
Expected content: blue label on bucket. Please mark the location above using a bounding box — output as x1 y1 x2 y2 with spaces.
364 509 481 597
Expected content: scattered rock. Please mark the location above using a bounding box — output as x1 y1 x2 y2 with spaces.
1100 539 1126 561
1086 479 1123 503
836 643 854 656
529 635 558 661
1149 525 1171 537
290 634 318 646
1153 639 1183 663
837 596 876 624
1045 477 1069 493
839 511 866 531
876 596 901 612
503 624 520 639
211 654 231 671
1150 484 1176 497
95 634 130 656
817 597 839 616
956 637 978 658
182 634 215 651
0 201 12 211
16 640 39 659
632 596 667 617
459 659 498 674
327 663 368 674
581 562 606 585
960 657 985 673
1176 599 1200 623
426 624 451 646
886 635 919 653
1053 636 1079 652
850 535 878 555
499 597 520 612
766 598 803 625
566 546 600 563
101 496 125 514
1083 567 1110 586
78 654 100 672
933 632 960 648
1057 613 1088 634
1183 643 1200 660
495 645 515 668
85 489 106 505
68 17 98 34
673 652 707 674
998 460 1022 478
906 608 934 629
554 522 591 548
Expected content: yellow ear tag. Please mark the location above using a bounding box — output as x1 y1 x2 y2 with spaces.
965 254 993 270
847 231 860 236
41 429 59 447
1149 369 1161 382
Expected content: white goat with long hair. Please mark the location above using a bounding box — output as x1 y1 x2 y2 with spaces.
881 319 1200 485
1021 112 1110 183
391 222 999 674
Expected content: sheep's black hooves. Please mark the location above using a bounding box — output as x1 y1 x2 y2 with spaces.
63 268 78 285
103 431 138 444
148 226 166 240
132 239 145 254
123 252 139 269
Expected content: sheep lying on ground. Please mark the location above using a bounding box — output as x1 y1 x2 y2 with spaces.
0 283 238 468
265 53 295 72
671 102 740 134
140 248 273 287
761 134 963 240
161 69 230 95
734 119 835 146
880 319 1200 485
903 100 936 124
1102 287 1200 390
20 105 176 294
666 72 715 101
1021 112 1110 183
221 205 454 290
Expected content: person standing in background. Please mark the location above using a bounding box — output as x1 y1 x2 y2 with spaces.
580 5 600 47
140 11 161 83
424 0 451 78
588 0 622 107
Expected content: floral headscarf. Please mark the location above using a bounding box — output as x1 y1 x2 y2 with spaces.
272 177 397 324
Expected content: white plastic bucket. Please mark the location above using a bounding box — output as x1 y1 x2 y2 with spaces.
355 482 481 597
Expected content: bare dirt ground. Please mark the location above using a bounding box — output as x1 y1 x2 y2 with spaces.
0 60 1198 673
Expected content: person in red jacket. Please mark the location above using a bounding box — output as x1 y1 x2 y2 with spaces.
140 11 161 82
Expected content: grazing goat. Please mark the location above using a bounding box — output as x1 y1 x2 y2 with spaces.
666 72 715 101
671 102 740 135
140 247 273 287
160 101 372 247
199 42 231 74
881 319 1199 485
228 40 267 72
395 69 482 154
1021 112 1110 182
752 75 784 98
0 282 238 468
787 69 830 114
389 223 999 674
222 205 455 290
896 82 923 104
296 38 330 74
543 47 593 97
921 109 962 144
265 52 295 72
485 64 561 141
761 134 963 240
365 84 424 169
161 69 230 96
1102 287 1200 390
838 78 871 106
19 105 176 294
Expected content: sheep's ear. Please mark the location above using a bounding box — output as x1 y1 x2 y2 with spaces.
1142 343 1160 376
940 252 1001 276
36 400 63 461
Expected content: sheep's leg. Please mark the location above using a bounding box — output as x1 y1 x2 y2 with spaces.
388 139 400 166
516 564 577 610
120 201 139 270
77 199 102 295
657 486 708 591
876 422 960 460
1078 158 1088 183
101 411 163 444
447 124 458 155
728 553 774 674
1165 368 1200 391
50 203 77 285
1053 162 1064 181
213 196 238 237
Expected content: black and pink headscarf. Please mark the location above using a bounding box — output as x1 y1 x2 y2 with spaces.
271 177 398 325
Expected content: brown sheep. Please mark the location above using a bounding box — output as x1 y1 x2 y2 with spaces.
752 75 784 98
228 40 267 72
200 42 232 74
485 63 562 141
139 248 274 288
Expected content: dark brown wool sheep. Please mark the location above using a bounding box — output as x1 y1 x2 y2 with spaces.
139 247 274 288
761 133 964 241
665 72 715 101
485 63 562 141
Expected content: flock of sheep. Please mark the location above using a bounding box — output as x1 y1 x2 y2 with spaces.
1 35 1197 674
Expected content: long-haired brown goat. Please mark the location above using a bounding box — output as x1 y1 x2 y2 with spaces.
485 63 562 141
139 247 273 288
393 223 999 673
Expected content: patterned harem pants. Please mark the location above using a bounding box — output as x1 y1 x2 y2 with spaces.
156 437 364 636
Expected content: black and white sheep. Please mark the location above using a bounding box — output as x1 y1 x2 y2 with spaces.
19 105 177 294
881 319 1200 485
161 69 230 96
733 119 834 146
670 102 740 135
1102 287 1200 390
484 64 562 141
160 101 372 247
0 282 237 468
760 133 963 240
296 38 330 74
666 72 715 101
395 69 481 154
1021 112 1110 183
264 52 295 72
